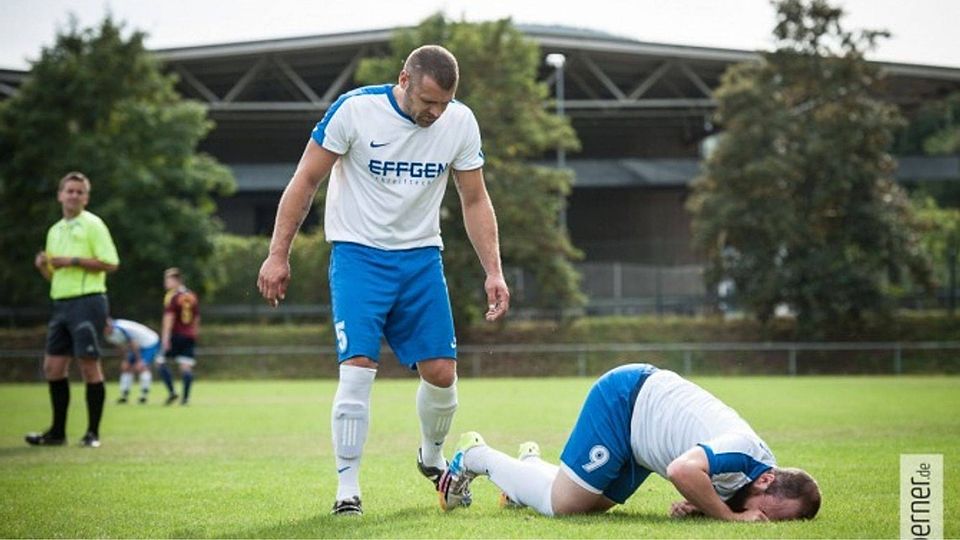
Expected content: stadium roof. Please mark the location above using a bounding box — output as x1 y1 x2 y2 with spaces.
147 24 960 122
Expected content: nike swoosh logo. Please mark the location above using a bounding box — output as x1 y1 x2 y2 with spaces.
337 466 350 474
369 141 390 148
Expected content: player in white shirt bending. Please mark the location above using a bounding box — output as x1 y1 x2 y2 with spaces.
105 318 160 404
257 44 510 516
440 364 821 522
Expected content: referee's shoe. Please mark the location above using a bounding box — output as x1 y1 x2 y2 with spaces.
25 430 66 446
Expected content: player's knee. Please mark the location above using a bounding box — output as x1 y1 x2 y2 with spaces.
417 359 457 387
332 399 369 459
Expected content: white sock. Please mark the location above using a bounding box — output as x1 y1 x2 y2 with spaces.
525 456 560 478
332 364 377 501
416 378 458 469
464 445 556 516
139 370 152 394
119 372 133 395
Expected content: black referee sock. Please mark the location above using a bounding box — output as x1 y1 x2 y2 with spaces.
85 382 105 437
49 378 70 438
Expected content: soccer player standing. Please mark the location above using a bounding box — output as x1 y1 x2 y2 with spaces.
160 267 200 405
258 45 510 515
27 172 119 448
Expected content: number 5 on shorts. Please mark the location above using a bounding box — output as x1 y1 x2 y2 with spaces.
335 321 348 353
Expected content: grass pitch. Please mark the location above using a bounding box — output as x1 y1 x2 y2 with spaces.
1 375 957 538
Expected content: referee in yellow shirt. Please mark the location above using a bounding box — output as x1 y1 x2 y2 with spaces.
27 172 119 448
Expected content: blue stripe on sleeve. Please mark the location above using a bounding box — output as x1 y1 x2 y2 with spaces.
311 84 399 146
698 443 771 481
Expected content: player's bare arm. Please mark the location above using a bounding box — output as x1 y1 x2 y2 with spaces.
666 446 767 522
258 141 339 307
453 167 510 321
161 312 174 353
47 256 118 272
34 251 52 281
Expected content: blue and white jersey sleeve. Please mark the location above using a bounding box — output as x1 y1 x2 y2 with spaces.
698 432 776 500
451 107 484 171
311 93 355 155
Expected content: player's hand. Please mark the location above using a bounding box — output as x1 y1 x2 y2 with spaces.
669 500 703 518
258 254 290 308
733 509 768 522
484 274 510 322
34 251 47 270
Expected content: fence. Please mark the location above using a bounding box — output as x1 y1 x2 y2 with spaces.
3 341 959 381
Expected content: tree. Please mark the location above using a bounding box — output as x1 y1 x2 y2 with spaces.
0 17 234 318
915 197 960 314
354 15 584 324
687 0 932 334
896 92 960 156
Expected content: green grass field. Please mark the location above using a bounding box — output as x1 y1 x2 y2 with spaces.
1 375 957 538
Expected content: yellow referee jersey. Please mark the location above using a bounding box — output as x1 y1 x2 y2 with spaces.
45 210 119 299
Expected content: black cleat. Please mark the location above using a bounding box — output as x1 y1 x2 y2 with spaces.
138 396 148 404
25 431 65 446
164 393 179 406
116 395 128 404
417 448 447 489
79 432 101 448
331 496 362 516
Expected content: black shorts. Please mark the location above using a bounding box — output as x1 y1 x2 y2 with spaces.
45 293 109 359
163 334 196 365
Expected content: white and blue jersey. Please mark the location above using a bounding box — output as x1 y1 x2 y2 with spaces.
312 84 484 250
105 319 160 365
312 84 483 366
560 364 776 504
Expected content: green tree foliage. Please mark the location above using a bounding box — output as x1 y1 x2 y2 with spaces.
354 14 584 324
210 233 330 306
687 0 932 334
0 17 234 317
914 197 960 310
896 92 960 156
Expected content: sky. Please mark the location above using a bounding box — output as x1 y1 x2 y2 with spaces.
2 0 959 70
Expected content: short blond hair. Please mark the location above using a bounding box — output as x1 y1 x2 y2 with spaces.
58 171 91 192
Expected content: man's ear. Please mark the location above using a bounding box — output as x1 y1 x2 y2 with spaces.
753 471 776 493
398 69 409 89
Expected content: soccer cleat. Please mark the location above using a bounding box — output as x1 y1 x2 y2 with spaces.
116 395 128 404
437 432 485 511
138 396 148 404
24 431 66 446
417 447 447 489
500 441 541 508
518 441 541 461
331 496 362 516
79 432 101 448
180 398 189 406
164 393 179 406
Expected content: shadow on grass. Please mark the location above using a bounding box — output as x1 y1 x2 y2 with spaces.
0 445 57 458
218 506 677 539
218 507 431 539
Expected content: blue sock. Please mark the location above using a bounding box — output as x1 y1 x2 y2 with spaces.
182 371 193 401
159 364 175 395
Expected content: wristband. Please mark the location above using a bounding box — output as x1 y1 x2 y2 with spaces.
71 257 80 266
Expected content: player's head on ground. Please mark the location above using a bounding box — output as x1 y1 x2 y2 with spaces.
729 467 821 521
398 45 459 128
164 267 183 290
57 171 91 218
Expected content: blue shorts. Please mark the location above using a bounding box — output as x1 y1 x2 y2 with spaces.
329 242 456 368
127 343 160 366
559 364 658 504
